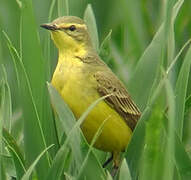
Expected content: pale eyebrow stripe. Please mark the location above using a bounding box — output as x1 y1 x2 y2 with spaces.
55 23 87 30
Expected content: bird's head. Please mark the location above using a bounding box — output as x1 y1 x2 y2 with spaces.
41 16 93 54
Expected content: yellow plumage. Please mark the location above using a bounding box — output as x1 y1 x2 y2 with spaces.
51 51 132 152
41 16 141 174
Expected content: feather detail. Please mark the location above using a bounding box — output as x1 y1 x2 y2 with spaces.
94 71 141 130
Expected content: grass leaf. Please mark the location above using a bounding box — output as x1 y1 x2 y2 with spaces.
106 171 113 180
21 144 54 180
3 128 26 179
99 30 114 66
0 78 6 180
0 66 12 132
125 107 151 179
46 143 70 180
48 83 106 179
119 159 132 180
3 27 52 179
139 95 166 180
174 133 191 179
175 44 191 138
127 24 164 110
163 78 176 180
84 4 99 52
48 83 82 170
58 0 69 17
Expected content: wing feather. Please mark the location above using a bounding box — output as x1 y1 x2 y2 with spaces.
94 71 141 130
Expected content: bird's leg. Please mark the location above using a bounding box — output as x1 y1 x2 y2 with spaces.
102 153 113 168
111 152 121 177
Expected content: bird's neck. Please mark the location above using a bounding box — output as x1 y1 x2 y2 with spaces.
58 43 95 62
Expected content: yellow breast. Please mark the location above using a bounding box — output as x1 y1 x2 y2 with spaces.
51 54 132 153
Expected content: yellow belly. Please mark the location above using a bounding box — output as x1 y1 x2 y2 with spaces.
51 59 132 153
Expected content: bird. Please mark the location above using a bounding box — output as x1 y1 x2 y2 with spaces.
41 16 141 176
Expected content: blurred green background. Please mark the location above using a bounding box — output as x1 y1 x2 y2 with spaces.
0 0 191 180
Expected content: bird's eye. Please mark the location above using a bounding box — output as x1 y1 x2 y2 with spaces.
69 25 76 31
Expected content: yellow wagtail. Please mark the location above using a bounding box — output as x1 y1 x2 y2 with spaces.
41 16 141 175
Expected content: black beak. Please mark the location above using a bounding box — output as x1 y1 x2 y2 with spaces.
40 24 58 31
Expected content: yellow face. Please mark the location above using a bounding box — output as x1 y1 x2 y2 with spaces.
41 16 92 52
52 23 88 50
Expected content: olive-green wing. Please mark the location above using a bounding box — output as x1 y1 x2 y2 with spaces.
94 70 141 130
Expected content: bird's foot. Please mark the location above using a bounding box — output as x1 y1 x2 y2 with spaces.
111 165 119 177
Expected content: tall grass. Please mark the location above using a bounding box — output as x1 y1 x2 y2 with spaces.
0 0 191 179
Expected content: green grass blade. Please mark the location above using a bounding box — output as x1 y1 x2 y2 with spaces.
21 144 54 180
20 2 50 168
125 107 151 179
165 0 184 72
0 67 15 179
1 66 12 132
175 44 191 138
2 32 20 88
58 0 69 17
128 0 184 111
20 0 60 177
0 163 6 180
127 24 164 110
1 62 25 180
106 171 113 180
164 0 177 66
185 94 191 115
3 28 51 180
109 42 130 81
140 96 166 180
163 79 176 180
77 117 107 179
48 0 56 22
99 30 113 65
119 159 132 180
79 148 105 180
172 0 185 21
125 72 167 179
3 128 26 179
65 173 76 180
99 30 112 59
0 79 6 180
48 83 82 170
48 84 106 179
174 133 191 179
166 38 191 75
46 144 70 180
45 0 57 78
84 4 99 52
119 0 149 58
